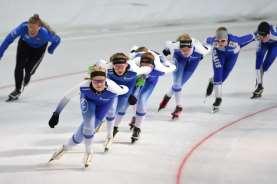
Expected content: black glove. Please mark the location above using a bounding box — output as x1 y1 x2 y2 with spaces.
48 112 60 128
128 95 137 105
162 48 171 56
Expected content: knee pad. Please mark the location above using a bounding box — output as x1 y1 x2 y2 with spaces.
118 112 126 116
136 111 146 117
106 116 115 121
72 134 82 144
82 127 95 139
172 85 182 92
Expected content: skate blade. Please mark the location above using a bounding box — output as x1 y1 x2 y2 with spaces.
6 97 18 102
212 107 219 113
131 138 138 144
104 138 113 152
84 154 92 168
250 95 262 99
104 147 109 152
48 158 54 162
171 116 178 120
48 155 60 163
84 163 91 168
171 113 180 120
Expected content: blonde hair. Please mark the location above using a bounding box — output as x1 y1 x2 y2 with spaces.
176 33 192 42
87 64 106 79
135 46 148 52
28 14 56 35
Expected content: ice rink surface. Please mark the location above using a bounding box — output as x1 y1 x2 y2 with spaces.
0 20 276 184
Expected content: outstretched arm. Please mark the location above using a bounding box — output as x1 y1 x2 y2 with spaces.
192 37 211 56
48 81 84 128
0 23 25 59
150 50 176 74
237 34 255 48
53 81 84 113
106 78 129 95
128 59 152 76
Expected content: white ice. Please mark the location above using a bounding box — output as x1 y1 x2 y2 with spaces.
0 1 277 184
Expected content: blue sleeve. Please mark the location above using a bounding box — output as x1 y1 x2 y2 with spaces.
236 34 255 48
0 23 25 59
46 32 61 54
206 36 215 45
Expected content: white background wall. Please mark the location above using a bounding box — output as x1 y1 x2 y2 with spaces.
1 0 276 35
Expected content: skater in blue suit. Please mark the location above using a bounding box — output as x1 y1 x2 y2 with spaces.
104 52 152 151
48 64 128 167
251 21 277 99
205 26 255 112
0 14 61 101
158 33 211 119
128 47 176 143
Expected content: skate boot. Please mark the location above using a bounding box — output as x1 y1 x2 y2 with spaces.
131 126 141 144
206 78 214 97
171 106 183 120
6 89 21 102
49 145 66 162
104 137 113 152
129 116 136 130
251 84 264 99
113 126 119 138
158 94 171 111
212 98 222 113
84 152 93 168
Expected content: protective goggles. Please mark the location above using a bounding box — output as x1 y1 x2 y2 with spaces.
179 40 192 48
112 58 127 65
140 57 155 65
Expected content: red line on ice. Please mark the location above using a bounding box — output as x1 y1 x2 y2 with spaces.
176 105 277 184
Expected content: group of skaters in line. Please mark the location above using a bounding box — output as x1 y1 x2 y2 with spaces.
0 14 276 167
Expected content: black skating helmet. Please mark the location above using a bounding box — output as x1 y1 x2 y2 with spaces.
257 21 270 36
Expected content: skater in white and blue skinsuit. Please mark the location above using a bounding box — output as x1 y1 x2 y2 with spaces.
128 47 176 143
158 33 211 119
103 52 152 150
251 21 277 99
48 64 128 167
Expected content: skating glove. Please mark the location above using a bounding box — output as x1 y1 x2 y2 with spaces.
128 95 137 105
162 48 171 56
47 46 55 54
49 112 60 128
206 37 214 45
136 76 145 87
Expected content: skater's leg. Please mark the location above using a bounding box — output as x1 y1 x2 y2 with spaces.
14 39 30 93
106 97 118 138
24 43 47 87
222 54 238 83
